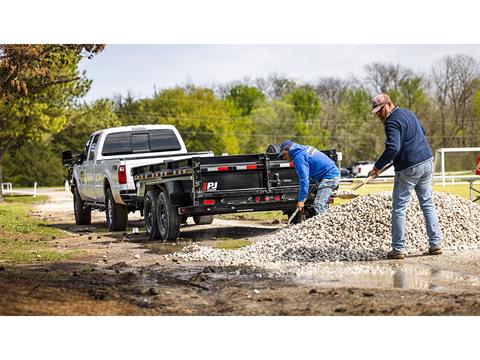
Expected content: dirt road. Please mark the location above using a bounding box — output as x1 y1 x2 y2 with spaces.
2 189 480 315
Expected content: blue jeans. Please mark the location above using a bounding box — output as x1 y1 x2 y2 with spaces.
313 177 340 215
392 159 442 252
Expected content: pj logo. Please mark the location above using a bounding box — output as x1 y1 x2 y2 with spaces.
202 182 218 192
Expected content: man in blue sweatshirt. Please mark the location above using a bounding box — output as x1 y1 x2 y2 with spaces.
369 93 442 259
278 141 340 215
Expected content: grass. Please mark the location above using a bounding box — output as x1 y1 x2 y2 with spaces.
0 194 78 264
217 210 284 222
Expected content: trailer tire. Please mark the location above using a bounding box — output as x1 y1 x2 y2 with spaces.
105 188 128 231
73 186 91 225
156 190 181 241
193 215 214 225
144 189 161 240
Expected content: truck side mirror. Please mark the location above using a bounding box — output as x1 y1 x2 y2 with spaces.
62 150 73 166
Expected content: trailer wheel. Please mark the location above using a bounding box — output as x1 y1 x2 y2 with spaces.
193 215 214 225
156 191 181 241
144 189 161 240
105 188 128 231
73 186 91 225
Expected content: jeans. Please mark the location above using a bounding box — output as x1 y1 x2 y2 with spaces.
313 177 340 215
391 159 442 252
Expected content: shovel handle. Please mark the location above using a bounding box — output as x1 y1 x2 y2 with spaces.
288 208 300 225
351 163 393 191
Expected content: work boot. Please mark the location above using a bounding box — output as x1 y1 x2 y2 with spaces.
427 245 443 255
386 249 406 260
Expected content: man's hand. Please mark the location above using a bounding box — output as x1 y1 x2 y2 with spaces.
297 201 305 212
368 167 380 179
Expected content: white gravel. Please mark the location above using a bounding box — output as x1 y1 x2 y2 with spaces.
173 192 480 269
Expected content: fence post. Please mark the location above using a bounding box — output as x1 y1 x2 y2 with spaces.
65 180 69 192
33 182 37 198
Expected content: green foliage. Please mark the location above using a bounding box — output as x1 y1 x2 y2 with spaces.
226 85 265 116
117 87 241 155
3 140 65 186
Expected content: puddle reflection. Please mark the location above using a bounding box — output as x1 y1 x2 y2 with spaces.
296 263 480 292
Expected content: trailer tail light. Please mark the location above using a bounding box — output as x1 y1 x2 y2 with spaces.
264 195 271 202
202 199 216 206
246 165 257 170
274 195 281 201
118 165 127 184
217 166 229 171
255 196 261 203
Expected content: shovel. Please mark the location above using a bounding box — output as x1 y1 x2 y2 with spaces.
334 163 394 200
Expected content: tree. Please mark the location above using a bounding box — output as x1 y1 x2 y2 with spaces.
226 84 265 116
431 54 480 147
0 44 104 201
364 62 413 94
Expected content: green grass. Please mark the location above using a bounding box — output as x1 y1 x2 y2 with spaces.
217 210 284 222
0 195 78 264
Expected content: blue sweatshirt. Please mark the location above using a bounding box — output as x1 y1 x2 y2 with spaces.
288 143 340 202
375 107 433 172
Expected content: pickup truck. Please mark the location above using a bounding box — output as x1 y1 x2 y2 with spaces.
62 125 213 231
63 125 338 241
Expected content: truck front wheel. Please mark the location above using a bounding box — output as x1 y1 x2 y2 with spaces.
156 191 181 241
105 188 128 231
193 215 214 225
73 186 91 225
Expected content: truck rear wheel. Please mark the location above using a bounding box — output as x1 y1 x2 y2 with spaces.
73 186 91 225
193 215 214 225
156 191 181 241
144 189 161 240
105 188 128 231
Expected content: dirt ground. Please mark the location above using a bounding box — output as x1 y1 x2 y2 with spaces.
2 189 480 316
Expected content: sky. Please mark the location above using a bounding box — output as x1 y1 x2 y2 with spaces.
78 45 480 102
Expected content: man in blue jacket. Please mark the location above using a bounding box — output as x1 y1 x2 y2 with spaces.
278 140 340 216
368 93 443 259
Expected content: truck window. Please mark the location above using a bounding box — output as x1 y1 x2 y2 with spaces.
102 129 182 156
87 134 100 161
149 129 181 151
132 133 150 153
102 132 133 156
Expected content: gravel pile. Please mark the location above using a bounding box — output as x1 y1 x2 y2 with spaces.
174 192 480 267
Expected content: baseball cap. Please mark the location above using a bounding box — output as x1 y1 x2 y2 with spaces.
278 140 293 158
371 93 392 113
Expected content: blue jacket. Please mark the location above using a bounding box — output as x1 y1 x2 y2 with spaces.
288 143 340 202
375 107 433 172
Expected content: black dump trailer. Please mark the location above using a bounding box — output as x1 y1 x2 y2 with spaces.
131 147 338 241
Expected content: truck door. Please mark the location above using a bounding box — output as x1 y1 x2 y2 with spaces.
84 134 100 200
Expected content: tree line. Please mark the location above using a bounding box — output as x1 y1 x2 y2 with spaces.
2 45 480 194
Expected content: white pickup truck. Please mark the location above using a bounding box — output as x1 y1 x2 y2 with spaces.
62 125 213 231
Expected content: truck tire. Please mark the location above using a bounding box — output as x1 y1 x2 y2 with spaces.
144 189 161 240
156 190 181 242
193 215 214 225
105 187 128 232
73 186 91 225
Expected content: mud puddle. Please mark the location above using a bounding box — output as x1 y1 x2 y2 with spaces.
144 238 253 255
294 262 480 291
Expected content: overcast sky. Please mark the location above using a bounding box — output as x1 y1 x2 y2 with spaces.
78 45 480 102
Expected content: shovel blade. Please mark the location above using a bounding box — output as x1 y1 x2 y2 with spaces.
334 193 359 200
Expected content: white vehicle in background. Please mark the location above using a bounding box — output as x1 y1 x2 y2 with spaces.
351 160 395 177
